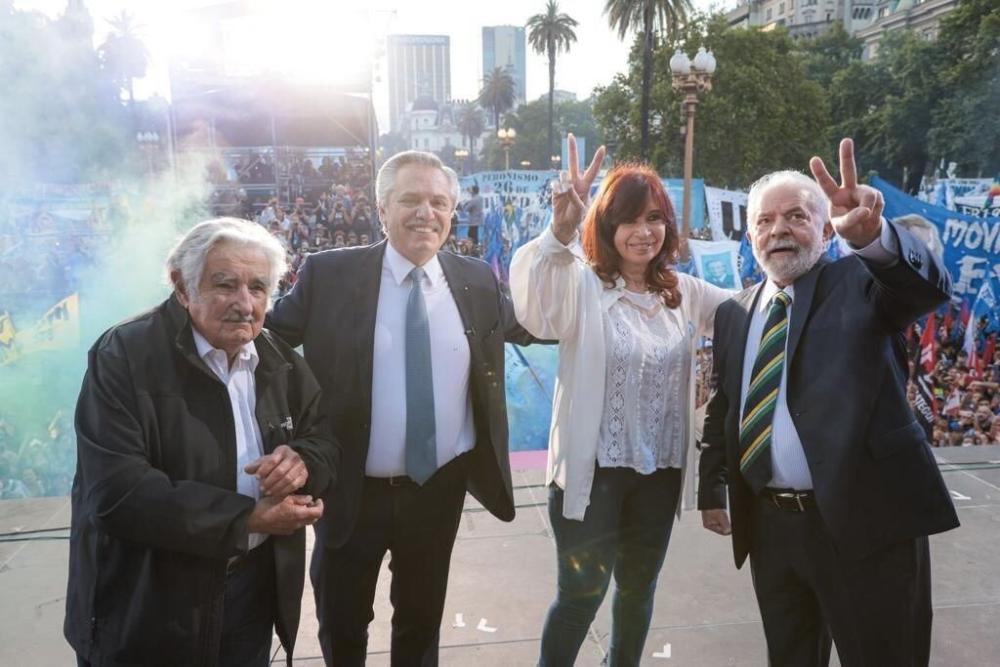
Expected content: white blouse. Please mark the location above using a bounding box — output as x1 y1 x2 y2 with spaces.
598 291 689 472
509 227 733 521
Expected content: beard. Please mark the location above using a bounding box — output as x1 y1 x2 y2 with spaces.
755 238 825 285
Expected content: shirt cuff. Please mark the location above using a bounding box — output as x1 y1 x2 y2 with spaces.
540 225 579 253
850 218 898 266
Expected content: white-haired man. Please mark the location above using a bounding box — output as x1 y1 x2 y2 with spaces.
65 218 339 667
697 140 958 666
267 151 535 665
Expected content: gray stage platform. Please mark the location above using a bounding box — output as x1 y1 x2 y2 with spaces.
2 445 998 666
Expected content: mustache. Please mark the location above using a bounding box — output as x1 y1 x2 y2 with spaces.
222 314 255 323
766 240 800 254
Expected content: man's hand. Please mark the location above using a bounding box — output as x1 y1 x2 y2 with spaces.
809 137 884 248
247 494 323 535
701 509 732 536
551 133 606 245
245 444 308 497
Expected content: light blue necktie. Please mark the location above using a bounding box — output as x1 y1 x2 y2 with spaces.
405 266 437 484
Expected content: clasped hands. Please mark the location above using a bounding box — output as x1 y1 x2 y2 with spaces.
245 444 323 536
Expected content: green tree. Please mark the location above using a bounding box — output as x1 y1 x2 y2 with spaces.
595 15 828 189
478 67 517 130
526 0 578 168
828 30 941 192
604 0 691 162
794 23 862 90
504 98 604 169
457 103 486 170
98 11 149 107
928 0 1000 177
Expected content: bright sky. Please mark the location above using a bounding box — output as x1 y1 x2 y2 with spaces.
19 0 731 130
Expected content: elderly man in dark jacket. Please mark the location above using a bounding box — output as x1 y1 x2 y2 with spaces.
65 218 339 667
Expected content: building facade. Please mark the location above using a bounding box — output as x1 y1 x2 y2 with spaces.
724 0 957 50
482 26 527 105
387 35 451 133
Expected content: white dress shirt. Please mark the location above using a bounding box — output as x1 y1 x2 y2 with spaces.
191 329 267 549
366 243 474 477
740 223 899 490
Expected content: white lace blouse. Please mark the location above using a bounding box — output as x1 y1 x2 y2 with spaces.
509 227 734 521
598 290 689 472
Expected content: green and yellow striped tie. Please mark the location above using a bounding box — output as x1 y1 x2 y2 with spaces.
739 291 792 493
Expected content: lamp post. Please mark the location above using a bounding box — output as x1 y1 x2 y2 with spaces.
497 127 517 170
454 148 469 176
669 46 716 259
136 131 160 175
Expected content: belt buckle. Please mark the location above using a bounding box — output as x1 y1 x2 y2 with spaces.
388 475 408 487
773 491 806 512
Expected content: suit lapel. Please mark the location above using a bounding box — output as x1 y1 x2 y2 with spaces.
786 259 826 367
353 242 387 407
729 284 764 402
438 252 476 335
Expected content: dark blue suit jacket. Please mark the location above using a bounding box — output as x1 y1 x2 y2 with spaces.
266 241 534 548
698 221 960 567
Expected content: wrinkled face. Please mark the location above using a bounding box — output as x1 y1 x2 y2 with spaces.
379 164 454 266
612 193 666 272
747 182 832 287
176 241 270 359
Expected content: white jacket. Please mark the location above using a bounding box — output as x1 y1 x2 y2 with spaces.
510 227 732 521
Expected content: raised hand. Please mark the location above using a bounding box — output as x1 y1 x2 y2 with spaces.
551 132 606 245
809 138 884 248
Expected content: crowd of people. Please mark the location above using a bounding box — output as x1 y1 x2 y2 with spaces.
912 317 1000 446
0 409 74 499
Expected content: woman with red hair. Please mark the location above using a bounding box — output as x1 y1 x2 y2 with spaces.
510 135 732 666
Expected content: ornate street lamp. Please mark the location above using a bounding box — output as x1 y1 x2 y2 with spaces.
497 128 517 171
670 46 716 259
454 148 469 176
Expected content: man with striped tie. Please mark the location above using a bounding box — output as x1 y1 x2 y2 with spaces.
697 138 958 667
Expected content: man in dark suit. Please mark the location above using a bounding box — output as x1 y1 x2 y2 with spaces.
267 150 534 665
698 139 959 666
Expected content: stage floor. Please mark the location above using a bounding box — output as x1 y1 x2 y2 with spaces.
3 445 998 666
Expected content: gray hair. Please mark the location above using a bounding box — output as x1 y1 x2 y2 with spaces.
166 217 288 300
747 170 829 226
376 150 459 206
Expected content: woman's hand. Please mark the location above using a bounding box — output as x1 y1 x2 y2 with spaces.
551 133 606 245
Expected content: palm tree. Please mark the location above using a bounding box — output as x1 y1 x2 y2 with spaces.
457 103 486 170
98 11 149 106
604 0 691 161
527 0 578 167
478 67 517 130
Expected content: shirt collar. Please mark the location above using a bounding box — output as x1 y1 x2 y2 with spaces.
384 241 443 287
191 327 258 370
759 280 795 313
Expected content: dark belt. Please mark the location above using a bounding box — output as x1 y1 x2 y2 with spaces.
761 488 815 513
364 451 471 489
365 474 416 488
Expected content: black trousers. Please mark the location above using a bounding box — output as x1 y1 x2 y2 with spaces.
311 453 469 666
76 541 275 667
750 495 932 667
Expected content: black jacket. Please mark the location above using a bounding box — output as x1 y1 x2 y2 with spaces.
65 295 340 666
266 241 535 548
698 221 959 567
